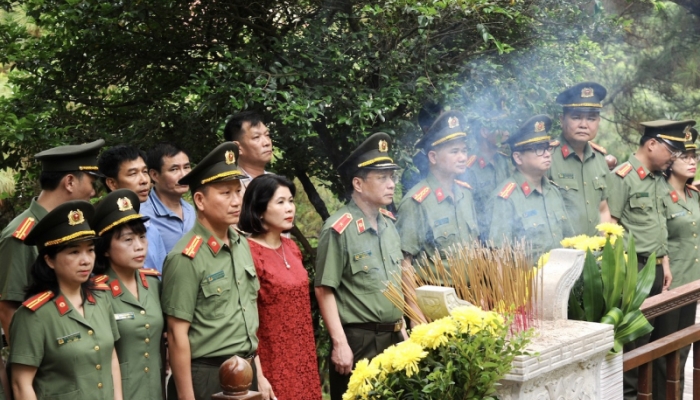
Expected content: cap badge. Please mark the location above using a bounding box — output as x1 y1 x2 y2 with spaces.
534 121 546 133
378 140 388 153
448 116 459 128
225 150 236 165
684 125 692 141
68 210 85 226
117 197 133 212
581 87 594 98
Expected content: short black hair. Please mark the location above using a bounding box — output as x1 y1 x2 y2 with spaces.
94 219 147 274
223 111 264 142
98 145 147 190
238 174 296 234
39 170 86 191
146 142 188 174
640 136 654 147
26 241 97 300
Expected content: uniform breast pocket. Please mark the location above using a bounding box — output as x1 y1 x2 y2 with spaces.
243 263 260 304
350 258 380 294
593 176 606 192
557 178 579 192
628 196 653 224
522 211 547 235
432 217 458 248
199 274 231 319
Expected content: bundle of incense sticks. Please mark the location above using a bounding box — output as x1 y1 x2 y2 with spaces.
382 240 541 331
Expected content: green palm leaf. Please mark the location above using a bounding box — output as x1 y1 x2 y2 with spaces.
582 250 604 322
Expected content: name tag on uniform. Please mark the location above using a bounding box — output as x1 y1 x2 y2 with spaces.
114 312 135 321
205 270 225 283
434 217 449 227
57 332 81 345
671 211 687 218
636 192 649 198
353 250 372 261
558 173 574 179
523 209 538 218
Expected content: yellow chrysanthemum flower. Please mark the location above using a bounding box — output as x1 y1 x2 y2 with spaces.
343 358 379 400
536 252 550 269
390 341 428 377
596 222 625 238
560 234 589 249
450 305 488 334
408 317 456 349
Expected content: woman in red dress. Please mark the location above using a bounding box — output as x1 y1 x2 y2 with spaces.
239 174 322 400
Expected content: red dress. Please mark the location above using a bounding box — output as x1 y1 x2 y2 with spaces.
249 237 322 400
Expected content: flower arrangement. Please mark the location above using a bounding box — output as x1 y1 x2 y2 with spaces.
343 306 531 400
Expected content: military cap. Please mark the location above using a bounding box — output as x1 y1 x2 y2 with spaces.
34 139 105 176
508 115 553 150
416 110 468 150
93 189 150 236
178 142 247 192
24 201 98 251
556 82 607 112
641 119 696 151
337 132 399 178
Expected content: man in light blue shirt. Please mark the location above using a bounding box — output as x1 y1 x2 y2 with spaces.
142 142 196 252
98 144 168 272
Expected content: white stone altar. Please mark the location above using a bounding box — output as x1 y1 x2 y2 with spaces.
415 248 623 400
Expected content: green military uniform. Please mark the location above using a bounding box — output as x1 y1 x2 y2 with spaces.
489 171 573 263
488 115 574 264
461 151 512 240
605 119 692 400
549 136 609 236
317 132 404 400
91 189 165 400
8 200 119 400
0 140 104 304
651 128 700 400
397 173 479 265
160 142 258 400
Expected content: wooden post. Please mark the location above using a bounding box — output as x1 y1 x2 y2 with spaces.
694 342 700 400
637 362 652 400
211 356 262 400
665 350 680 400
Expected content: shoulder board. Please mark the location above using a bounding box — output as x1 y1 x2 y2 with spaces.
12 217 36 241
498 182 517 199
182 235 204 259
23 290 55 311
615 162 633 178
454 180 472 190
378 208 396 221
549 179 560 188
687 184 700 193
140 268 161 277
589 141 607 154
92 282 110 291
465 155 477 168
550 140 560 147
331 213 353 234
411 186 431 203
91 274 109 285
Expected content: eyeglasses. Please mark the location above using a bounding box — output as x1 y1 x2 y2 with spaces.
520 144 554 157
678 153 700 163
659 141 683 159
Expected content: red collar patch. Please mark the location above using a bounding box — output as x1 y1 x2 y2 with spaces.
356 218 366 234
636 166 647 179
478 158 487 169
54 295 70 316
435 188 446 203
561 145 571 158
670 191 679 203
521 182 532 197
207 236 221 255
110 279 123 297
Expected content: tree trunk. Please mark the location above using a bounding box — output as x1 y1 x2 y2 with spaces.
296 169 331 221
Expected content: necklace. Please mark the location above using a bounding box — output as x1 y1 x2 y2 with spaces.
272 241 290 269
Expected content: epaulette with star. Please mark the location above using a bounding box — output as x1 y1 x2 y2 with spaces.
615 162 633 178
465 155 477 168
411 186 431 203
331 213 353 234
139 268 161 288
498 182 517 199
589 141 607 154
12 217 36 241
687 184 700 193
22 290 54 311
90 275 111 290
454 180 472 190
379 208 396 221
182 235 204 259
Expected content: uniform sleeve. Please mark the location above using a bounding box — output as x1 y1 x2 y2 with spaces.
161 253 200 322
489 197 516 247
8 307 44 367
314 227 346 289
606 173 628 219
395 198 425 256
0 237 34 301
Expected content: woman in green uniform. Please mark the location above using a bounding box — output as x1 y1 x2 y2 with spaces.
9 200 123 400
92 189 165 400
653 127 700 399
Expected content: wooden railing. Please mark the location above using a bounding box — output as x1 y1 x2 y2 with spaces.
623 280 700 399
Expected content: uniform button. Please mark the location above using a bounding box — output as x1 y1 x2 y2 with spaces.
217 287 222 293
97 383 103 389
565 186 569 190
145 338 150 344
533 224 537 227
243 307 246 312
96 364 101 370
144 367 149 372
443 232 447 235
586 201 589 205
363 266 368 271
695 234 698 238
237 280 241 285
145 324 150 329
88 330 94 335
584 182 587 186
696 259 699 263
140 310 145 315
94 345 100 351
693 222 696 226
144 352 149 358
